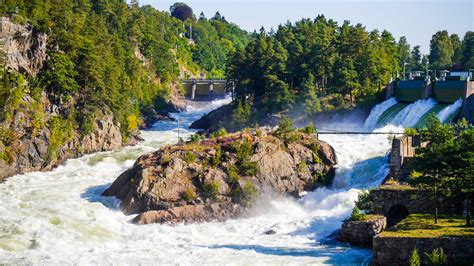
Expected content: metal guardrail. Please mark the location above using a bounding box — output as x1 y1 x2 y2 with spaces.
316 128 404 135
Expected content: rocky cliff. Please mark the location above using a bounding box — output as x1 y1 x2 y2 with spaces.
0 90 137 180
103 129 337 224
0 17 184 181
0 17 48 76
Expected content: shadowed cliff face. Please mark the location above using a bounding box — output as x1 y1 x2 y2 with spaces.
102 130 337 225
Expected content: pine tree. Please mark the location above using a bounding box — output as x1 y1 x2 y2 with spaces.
398 36 411 69
303 73 321 116
411 45 423 70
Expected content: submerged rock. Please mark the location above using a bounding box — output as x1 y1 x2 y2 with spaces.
103 130 337 224
263 229 277 235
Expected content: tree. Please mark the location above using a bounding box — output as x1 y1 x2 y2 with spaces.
462 31 474 69
429 30 454 70
198 12 206 21
170 2 193 21
409 115 474 226
411 45 423 70
450 33 463 64
409 114 455 224
302 73 321 116
40 53 80 95
398 36 411 69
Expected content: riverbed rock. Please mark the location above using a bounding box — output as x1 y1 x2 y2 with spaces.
103 130 337 224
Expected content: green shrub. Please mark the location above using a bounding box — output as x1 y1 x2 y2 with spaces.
302 122 316 134
355 189 374 213
276 117 294 136
226 164 240 185
79 113 94 135
182 188 197 201
350 206 366 221
0 127 15 145
425 248 447 266
240 181 257 207
210 146 222 167
312 172 333 186
285 132 302 143
405 128 418 137
298 161 308 174
309 142 321 163
230 139 259 176
0 147 14 164
216 127 228 137
409 248 421 266
230 180 257 207
47 116 75 162
183 151 197 163
202 180 220 199
190 134 201 144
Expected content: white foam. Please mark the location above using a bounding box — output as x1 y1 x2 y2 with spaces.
437 98 463 123
389 98 437 127
0 95 389 264
364 98 398 129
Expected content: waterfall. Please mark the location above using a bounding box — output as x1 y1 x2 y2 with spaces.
385 98 437 128
364 98 398 129
437 98 463 123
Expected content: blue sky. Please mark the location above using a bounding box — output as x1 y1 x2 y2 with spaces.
140 0 473 53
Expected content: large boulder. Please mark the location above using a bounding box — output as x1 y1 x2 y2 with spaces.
103 130 338 224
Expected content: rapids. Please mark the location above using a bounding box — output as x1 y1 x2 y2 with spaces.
0 96 461 264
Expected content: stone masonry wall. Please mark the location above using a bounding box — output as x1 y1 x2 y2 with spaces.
339 216 386 246
373 236 474 265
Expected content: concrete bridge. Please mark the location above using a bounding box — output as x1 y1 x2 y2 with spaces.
182 79 234 101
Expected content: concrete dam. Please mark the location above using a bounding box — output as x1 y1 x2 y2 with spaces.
182 79 233 101
376 72 474 128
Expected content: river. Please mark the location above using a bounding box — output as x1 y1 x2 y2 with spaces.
0 97 461 264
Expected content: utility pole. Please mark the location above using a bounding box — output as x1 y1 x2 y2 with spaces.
403 62 410 80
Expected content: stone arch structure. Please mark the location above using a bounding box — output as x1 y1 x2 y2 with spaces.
386 204 409 228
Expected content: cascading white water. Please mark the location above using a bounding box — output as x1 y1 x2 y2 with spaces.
364 97 398 129
437 98 463 123
389 98 437 127
0 96 395 264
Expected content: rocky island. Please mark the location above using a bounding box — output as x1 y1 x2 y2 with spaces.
103 127 337 224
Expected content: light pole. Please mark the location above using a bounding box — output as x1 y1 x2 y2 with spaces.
403 62 410 80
